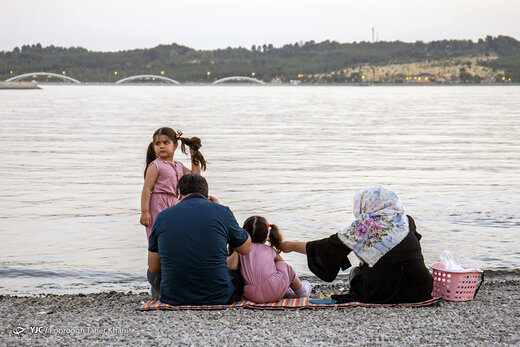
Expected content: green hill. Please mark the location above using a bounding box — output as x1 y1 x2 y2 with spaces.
1 35 518 83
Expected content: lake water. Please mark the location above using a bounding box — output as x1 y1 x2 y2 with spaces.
0 85 519 295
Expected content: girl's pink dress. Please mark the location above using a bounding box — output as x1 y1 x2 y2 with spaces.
146 159 184 238
239 243 296 303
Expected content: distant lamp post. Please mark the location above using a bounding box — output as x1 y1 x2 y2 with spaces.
207 71 211 76
110 71 118 84
161 71 165 75
62 70 66 75
10 70 13 75
251 72 256 77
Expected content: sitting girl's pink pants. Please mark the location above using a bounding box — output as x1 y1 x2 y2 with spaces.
243 260 296 303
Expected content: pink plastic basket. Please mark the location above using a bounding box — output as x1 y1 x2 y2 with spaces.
430 262 484 301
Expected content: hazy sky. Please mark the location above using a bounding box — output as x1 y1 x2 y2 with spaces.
1 0 519 52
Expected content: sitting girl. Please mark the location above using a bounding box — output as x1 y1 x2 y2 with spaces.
281 185 433 304
231 216 311 303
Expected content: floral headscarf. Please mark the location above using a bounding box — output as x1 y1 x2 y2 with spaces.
337 185 409 267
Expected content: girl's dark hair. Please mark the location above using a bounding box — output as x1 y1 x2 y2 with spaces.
242 216 283 253
144 127 207 178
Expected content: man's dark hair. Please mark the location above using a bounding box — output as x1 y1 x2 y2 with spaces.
177 174 209 197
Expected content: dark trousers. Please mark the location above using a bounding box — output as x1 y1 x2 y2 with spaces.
147 269 244 304
147 269 161 299
228 269 245 303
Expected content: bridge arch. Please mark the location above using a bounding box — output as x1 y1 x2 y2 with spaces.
6 72 81 84
116 75 180 84
213 76 265 85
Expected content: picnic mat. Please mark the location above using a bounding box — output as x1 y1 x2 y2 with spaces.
138 297 442 311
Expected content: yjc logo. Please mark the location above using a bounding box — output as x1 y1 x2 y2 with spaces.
13 327 26 337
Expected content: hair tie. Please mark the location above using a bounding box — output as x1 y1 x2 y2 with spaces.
176 130 183 139
266 223 271 228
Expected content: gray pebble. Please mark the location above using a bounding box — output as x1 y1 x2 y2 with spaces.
0 280 519 345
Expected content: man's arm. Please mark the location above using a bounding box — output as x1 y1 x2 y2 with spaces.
148 251 161 273
233 235 252 255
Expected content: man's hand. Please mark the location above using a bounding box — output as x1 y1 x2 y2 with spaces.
227 252 239 270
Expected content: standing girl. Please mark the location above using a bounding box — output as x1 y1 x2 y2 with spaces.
234 216 311 303
140 127 207 239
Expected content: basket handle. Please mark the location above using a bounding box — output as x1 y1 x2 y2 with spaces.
473 270 485 298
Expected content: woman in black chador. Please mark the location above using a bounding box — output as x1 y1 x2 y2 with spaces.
281 185 433 304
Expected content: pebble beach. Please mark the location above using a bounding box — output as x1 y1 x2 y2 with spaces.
1 279 519 346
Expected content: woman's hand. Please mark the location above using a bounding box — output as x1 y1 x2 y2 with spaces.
140 212 151 227
279 241 292 253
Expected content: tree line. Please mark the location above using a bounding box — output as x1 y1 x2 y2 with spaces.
1 36 518 83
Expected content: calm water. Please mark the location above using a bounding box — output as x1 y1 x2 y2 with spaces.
1 85 519 295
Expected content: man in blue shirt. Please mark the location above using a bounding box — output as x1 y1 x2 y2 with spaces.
147 174 251 305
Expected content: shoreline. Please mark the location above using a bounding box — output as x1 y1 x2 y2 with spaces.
3 82 518 86
0 81 40 89
1 280 519 345
3 269 520 297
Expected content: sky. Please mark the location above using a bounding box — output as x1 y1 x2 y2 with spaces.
1 0 519 52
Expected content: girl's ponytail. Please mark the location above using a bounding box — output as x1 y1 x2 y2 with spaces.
268 224 283 253
180 136 207 171
144 141 156 178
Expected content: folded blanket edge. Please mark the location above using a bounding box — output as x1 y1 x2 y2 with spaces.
137 297 442 311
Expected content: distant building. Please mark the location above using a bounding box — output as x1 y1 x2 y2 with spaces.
405 73 436 83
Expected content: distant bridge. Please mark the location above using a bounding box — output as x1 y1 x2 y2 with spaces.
4 73 268 85
213 76 265 85
6 72 81 84
116 75 180 84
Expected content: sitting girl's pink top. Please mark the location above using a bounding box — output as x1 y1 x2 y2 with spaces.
146 159 184 238
239 243 296 303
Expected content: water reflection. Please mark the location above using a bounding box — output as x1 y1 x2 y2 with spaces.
0 85 519 294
